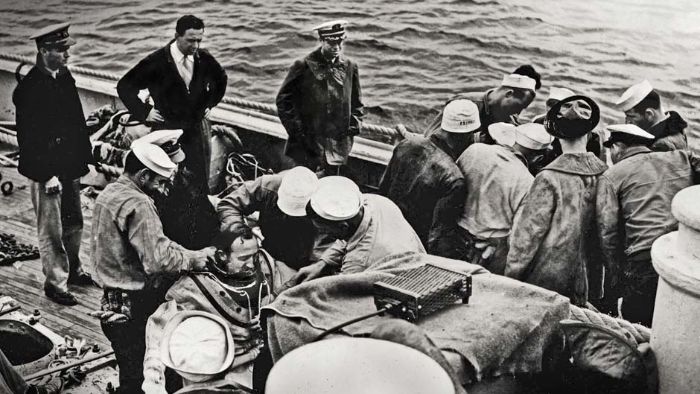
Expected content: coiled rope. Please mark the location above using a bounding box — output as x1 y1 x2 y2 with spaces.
568 304 651 346
0 53 400 138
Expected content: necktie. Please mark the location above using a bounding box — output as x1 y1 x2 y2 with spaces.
181 55 193 88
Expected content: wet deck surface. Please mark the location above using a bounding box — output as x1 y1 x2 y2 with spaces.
0 159 109 350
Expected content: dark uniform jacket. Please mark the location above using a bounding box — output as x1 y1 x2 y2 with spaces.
596 147 700 280
276 48 363 164
117 42 227 189
648 111 689 152
505 153 608 306
13 62 93 182
379 134 467 259
117 42 227 132
217 173 318 270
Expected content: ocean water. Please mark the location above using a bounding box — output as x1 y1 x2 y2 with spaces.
1 0 698 131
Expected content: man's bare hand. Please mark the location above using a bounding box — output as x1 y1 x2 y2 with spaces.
285 261 330 289
44 176 62 195
145 108 164 124
194 246 218 271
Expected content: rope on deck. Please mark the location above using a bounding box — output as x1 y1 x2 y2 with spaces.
569 304 651 345
0 126 17 147
0 53 400 138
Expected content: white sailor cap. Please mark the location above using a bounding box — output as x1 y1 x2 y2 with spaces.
313 19 348 40
277 166 320 217
160 311 235 383
603 124 655 147
266 338 455 394
547 87 575 102
488 122 516 147
441 99 480 133
616 80 654 112
132 129 185 164
310 176 362 221
514 123 553 150
501 74 537 91
131 142 177 178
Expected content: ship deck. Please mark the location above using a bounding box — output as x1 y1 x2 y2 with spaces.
0 154 109 350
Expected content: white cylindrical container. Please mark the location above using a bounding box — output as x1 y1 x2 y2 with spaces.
650 185 700 394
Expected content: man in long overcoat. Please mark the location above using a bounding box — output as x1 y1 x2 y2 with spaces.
276 20 363 175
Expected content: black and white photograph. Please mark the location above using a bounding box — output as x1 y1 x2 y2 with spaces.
0 0 698 392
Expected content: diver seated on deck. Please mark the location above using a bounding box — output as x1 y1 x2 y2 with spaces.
142 235 295 394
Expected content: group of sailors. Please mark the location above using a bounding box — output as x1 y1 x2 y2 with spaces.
9 13 698 394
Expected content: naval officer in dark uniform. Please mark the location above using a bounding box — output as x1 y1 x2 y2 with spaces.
13 22 95 306
276 20 364 176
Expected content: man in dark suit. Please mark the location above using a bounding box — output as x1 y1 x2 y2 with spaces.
276 20 364 175
13 22 95 306
117 15 227 193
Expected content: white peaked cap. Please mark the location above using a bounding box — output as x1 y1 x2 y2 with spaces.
131 142 177 178
132 129 185 163
515 123 553 150
132 129 183 147
605 124 655 140
616 80 654 112
277 166 320 217
160 311 235 383
310 176 362 221
441 99 480 133
266 338 455 394
501 74 537 91
489 122 517 147
548 87 575 102
312 19 349 32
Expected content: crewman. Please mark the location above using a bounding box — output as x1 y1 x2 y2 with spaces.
136 129 221 249
13 23 96 306
379 99 480 259
424 65 541 144
596 124 700 326
290 176 425 284
616 80 692 152
531 87 574 124
117 14 228 193
532 86 603 174
456 123 552 274
505 96 608 306
217 166 321 270
276 20 364 175
91 142 217 393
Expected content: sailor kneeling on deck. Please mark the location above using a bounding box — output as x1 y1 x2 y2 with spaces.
90 142 217 394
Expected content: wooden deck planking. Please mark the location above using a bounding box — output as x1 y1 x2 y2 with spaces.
0 160 109 348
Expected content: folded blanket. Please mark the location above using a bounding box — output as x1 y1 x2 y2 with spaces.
263 252 570 381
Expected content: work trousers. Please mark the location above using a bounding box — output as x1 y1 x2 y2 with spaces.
101 289 163 394
620 251 658 327
30 177 84 293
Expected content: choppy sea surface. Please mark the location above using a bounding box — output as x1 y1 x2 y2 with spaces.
1 0 699 131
